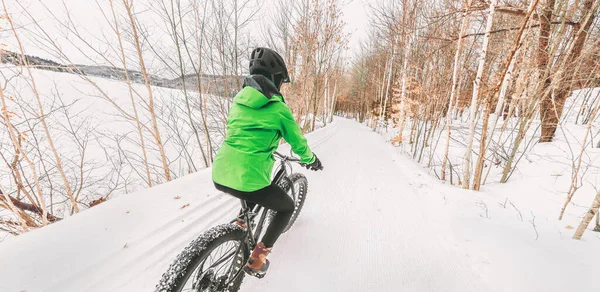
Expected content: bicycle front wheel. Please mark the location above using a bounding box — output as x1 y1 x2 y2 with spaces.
269 173 308 233
155 224 248 292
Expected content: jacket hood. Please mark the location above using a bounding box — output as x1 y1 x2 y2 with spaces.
233 75 284 109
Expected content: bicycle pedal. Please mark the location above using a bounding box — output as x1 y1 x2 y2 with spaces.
243 265 267 279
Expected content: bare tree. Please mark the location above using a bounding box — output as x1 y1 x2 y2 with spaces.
540 0 599 142
462 0 495 189
442 0 473 182
109 0 153 187
3 0 79 213
122 0 172 182
290 0 349 132
472 0 540 191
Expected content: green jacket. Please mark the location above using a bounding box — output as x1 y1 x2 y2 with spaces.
212 75 315 192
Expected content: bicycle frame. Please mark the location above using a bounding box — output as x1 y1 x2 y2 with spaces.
237 152 296 247
223 152 300 286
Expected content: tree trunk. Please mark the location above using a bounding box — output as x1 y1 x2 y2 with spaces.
323 78 329 126
191 0 214 164
170 0 207 169
537 0 555 141
109 0 153 187
540 0 598 142
3 2 78 214
397 26 415 143
573 191 600 240
473 0 538 190
441 0 473 181
378 56 392 131
123 0 172 181
381 60 393 132
464 0 495 189
5 192 61 222
473 100 492 191
0 192 33 230
328 79 337 123
311 77 320 132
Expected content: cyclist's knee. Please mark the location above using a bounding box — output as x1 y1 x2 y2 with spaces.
281 196 294 213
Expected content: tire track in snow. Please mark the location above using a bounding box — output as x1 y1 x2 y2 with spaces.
97 202 241 291
46 193 240 292
307 121 340 150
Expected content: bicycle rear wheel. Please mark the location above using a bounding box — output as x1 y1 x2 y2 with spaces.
156 224 248 292
269 173 308 233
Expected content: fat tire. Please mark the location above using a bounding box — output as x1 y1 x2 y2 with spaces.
270 173 308 233
155 224 247 292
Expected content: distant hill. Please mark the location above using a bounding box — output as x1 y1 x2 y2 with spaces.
1 50 243 96
169 73 244 97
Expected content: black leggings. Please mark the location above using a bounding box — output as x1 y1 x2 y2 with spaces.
214 182 294 248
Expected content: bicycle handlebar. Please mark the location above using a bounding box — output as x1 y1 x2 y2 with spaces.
273 151 302 163
274 151 323 170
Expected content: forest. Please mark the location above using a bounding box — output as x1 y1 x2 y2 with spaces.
1 0 599 240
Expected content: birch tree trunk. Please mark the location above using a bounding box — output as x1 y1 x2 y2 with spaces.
573 191 600 240
441 0 472 181
328 79 337 123
463 0 495 189
380 44 395 132
323 78 329 126
377 58 390 131
397 26 415 144
381 62 393 132
472 0 539 190
491 53 518 126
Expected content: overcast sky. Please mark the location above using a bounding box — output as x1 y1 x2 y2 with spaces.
2 0 370 69
342 0 369 55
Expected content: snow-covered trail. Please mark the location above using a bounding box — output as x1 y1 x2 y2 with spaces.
0 118 493 292
241 119 489 291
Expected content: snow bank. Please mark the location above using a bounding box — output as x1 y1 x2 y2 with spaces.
379 88 600 236
0 168 239 292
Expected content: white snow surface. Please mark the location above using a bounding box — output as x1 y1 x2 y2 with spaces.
1 118 599 292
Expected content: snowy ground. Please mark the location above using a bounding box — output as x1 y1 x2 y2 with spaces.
1 118 599 292
379 88 600 237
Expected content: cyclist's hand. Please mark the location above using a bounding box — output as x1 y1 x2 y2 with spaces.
305 154 323 171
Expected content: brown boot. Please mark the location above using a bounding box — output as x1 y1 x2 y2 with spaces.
243 242 271 278
234 219 247 229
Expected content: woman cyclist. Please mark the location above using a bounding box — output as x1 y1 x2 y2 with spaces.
212 47 323 277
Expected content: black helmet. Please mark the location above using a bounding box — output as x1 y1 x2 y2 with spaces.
249 47 290 86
